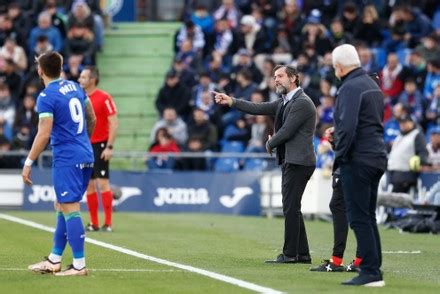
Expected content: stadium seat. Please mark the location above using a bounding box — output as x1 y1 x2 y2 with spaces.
371 47 387 68
243 158 269 171
221 141 245 152
214 158 240 172
397 48 412 65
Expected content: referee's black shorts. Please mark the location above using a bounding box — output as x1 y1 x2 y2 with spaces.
91 141 109 179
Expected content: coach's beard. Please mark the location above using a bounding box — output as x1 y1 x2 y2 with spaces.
275 85 288 96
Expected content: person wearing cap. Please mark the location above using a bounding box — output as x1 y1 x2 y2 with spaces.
232 48 263 83
332 44 387 286
388 115 429 193
233 15 269 56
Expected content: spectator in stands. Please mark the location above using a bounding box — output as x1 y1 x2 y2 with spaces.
298 15 332 57
392 6 433 48
380 53 406 102
29 11 63 53
64 0 103 15
213 0 241 29
407 51 427 89
7 2 31 47
67 1 95 33
358 46 380 74
222 117 250 145
233 15 269 56
426 126 440 170
32 35 53 58
415 33 440 63
341 2 359 35
150 107 188 147
192 72 216 105
155 70 192 120
329 18 353 47
245 115 272 153
354 5 382 47
13 94 38 143
65 23 95 64
383 24 407 54
171 56 196 88
384 103 409 151
0 83 15 135
46 0 67 38
426 84 440 127
63 54 84 82
387 115 429 193
317 95 335 128
398 79 426 123
175 20 205 53
259 57 275 89
203 17 233 59
0 14 23 48
233 69 258 101
0 133 20 168
196 90 218 122
175 136 207 171
231 49 263 84
147 127 181 170
205 52 224 83
191 5 214 35
0 58 21 102
423 59 440 100
0 38 27 72
272 24 293 56
176 39 201 71
188 108 218 151
280 1 304 40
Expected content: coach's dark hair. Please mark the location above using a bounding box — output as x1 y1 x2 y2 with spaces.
36 51 63 79
85 66 100 85
273 65 300 87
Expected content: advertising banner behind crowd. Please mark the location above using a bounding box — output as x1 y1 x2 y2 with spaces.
23 170 261 215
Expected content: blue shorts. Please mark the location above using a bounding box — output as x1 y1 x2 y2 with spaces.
53 163 94 203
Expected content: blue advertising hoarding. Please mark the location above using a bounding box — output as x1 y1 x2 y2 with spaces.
23 170 261 215
106 0 136 22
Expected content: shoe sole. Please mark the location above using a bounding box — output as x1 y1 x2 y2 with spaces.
54 269 89 277
365 280 385 287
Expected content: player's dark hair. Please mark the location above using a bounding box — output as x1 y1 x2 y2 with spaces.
273 65 300 87
36 51 63 79
84 66 100 85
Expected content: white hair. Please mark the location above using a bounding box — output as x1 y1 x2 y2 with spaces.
332 44 361 68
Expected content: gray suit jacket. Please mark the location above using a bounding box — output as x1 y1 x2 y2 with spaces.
232 88 316 166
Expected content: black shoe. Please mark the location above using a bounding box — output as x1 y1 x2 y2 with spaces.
296 254 312 264
310 259 344 272
85 223 99 232
345 260 360 272
265 254 297 264
101 224 113 232
342 274 385 287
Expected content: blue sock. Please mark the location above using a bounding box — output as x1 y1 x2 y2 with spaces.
65 212 85 260
51 211 67 257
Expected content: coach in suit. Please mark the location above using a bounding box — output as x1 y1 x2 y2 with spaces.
213 65 316 263
332 44 387 287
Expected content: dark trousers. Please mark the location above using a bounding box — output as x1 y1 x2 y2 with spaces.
281 163 315 257
330 175 360 259
340 162 384 276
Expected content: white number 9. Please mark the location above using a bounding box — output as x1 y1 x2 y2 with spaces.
69 98 84 134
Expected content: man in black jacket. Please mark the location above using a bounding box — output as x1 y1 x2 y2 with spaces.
332 44 387 287
213 65 316 264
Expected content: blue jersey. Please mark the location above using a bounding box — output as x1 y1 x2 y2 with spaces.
37 79 94 167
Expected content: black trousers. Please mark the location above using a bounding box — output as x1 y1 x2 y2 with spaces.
340 162 384 276
330 175 360 259
281 163 315 257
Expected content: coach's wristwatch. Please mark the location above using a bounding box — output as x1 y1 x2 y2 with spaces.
106 145 113 150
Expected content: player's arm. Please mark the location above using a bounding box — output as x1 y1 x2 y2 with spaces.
22 116 53 185
101 114 119 161
85 99 96 138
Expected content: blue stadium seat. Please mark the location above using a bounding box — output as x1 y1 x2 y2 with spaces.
221 141 245 152
214 158 240 172
371 47 387 68
243 158 268 171
397 48 412 65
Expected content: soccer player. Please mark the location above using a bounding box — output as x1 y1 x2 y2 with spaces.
79 66 118 232
23 51 96 276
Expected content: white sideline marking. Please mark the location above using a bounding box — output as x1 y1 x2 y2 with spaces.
0 268 179 273
0 213 283 294
382 250 421 254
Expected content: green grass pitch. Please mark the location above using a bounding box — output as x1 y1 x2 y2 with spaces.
0 212 439 293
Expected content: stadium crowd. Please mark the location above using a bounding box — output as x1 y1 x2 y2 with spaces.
150 0 440 176
0 0 104 168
